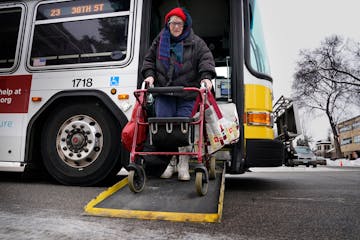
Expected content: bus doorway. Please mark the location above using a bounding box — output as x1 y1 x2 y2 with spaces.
146 0 231 79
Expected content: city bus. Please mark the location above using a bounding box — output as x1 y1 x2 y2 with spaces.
0 0 284 186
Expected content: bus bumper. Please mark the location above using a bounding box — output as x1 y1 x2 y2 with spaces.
245 139 284 167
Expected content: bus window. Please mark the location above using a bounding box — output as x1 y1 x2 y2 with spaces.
0 7 22 70
30 0 131 68
249 0 270 76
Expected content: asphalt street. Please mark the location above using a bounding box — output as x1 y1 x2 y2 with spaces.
0 166 359 240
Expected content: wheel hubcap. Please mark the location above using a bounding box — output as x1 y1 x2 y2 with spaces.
56 115 103 169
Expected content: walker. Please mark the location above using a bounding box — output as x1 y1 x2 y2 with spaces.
127 83 215 196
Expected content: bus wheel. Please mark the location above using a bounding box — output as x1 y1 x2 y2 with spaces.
41 101 122 186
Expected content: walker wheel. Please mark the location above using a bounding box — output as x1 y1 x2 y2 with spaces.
195 171 208 196
209 156 216 180
128 167 146 193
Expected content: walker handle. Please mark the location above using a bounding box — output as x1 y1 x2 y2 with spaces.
147 86 184 94
200 81 207 89
141 81 153 90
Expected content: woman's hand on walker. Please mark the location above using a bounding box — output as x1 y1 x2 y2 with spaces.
201 79 212 91
144 76 154 86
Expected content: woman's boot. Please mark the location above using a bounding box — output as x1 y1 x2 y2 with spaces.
160 156 177 178
177 155 190 181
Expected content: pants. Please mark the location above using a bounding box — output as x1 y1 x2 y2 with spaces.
155 95 195 117
144 95 195 177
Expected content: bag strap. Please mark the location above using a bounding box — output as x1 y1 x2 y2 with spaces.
191 91 223 119
191 94 201 117
207 91 223 118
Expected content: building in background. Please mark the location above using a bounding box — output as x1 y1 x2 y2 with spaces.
315 140 333 158
337 115 360 159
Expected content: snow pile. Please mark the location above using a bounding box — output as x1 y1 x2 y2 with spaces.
326 158 360 167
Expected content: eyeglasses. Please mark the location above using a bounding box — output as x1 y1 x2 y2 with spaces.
169 21 184 28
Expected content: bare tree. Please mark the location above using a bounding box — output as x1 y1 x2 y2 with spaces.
297 116 313 147
292 35 360 158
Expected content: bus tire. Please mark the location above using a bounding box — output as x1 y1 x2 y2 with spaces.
40 101 122 186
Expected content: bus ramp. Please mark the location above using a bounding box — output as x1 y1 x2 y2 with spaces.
84 166 225 223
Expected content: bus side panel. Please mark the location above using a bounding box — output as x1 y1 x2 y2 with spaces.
0 75 32 162
0 115 22 162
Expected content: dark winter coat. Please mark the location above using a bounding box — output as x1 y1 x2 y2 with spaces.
141 29 216 99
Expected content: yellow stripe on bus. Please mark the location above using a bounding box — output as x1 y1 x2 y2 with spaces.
245 84 272 112
244 125 274 139
244 84 274 139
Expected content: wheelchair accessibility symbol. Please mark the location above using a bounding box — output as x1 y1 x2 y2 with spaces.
110 76 120 86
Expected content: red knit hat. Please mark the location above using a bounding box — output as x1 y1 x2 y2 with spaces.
164 7 186 24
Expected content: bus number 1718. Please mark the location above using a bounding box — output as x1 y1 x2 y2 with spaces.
72 78 93 88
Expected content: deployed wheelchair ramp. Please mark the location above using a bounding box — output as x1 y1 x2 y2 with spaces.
84 166 225 223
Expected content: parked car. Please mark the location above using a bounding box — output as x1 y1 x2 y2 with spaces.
315 156 327 165
288 146 317 167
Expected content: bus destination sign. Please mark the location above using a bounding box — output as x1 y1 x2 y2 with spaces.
49 3 105 18
36 0 130 20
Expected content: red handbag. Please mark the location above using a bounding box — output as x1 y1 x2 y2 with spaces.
121 93 147 152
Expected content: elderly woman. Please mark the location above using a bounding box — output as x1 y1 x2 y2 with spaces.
141 7 216 180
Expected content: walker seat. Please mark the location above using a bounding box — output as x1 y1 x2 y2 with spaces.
148 117 195 147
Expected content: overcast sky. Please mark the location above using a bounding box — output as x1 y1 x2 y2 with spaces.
258 0 360 141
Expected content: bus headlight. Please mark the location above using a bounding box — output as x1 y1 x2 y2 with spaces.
246 112 273 127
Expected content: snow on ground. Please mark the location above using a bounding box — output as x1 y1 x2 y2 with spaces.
326 158 360 167
248 158 360 173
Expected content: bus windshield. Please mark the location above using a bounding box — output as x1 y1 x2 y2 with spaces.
249 0 271 76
